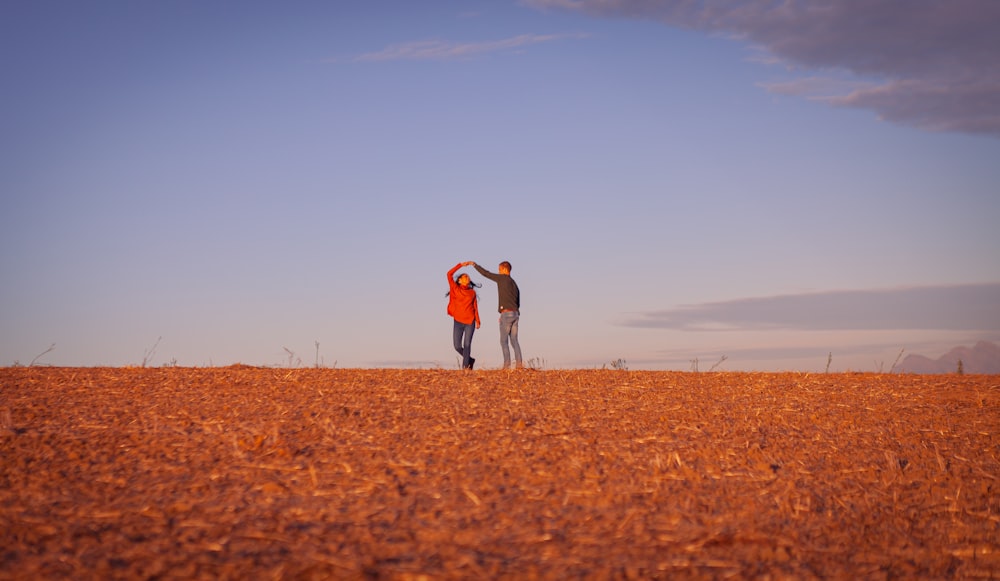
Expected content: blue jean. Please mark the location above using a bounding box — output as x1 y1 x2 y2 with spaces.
499 311 522 368
453 320 475 368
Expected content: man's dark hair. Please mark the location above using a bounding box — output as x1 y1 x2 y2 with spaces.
500 261 512 271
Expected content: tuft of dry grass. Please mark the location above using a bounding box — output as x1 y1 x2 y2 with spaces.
1 367 997 579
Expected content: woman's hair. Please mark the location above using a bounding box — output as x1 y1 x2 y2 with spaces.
445 274 480 297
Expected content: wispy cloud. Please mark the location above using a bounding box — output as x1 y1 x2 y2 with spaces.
354 33 584 62
523 0 1000 137
621 283 1000 331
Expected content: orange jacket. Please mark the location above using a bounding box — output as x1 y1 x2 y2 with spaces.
447 263 480 326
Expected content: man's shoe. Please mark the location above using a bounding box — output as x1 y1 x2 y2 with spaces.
469 358 476 370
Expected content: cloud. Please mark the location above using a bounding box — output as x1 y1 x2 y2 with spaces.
355 33 583 62
523 0 1000 136
622 283 1000 331
757 76 876 98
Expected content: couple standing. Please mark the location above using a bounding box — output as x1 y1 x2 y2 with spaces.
446 261 522 370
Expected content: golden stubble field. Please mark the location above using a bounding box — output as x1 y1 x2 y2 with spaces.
1 367 997 580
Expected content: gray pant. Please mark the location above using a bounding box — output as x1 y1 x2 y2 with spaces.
499 311 522 368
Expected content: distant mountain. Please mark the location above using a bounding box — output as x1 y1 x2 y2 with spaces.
898 341 1000 374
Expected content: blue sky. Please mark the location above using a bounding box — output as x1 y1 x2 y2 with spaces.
2 0 999 371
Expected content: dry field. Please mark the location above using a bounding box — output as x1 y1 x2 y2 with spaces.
1 367 998 580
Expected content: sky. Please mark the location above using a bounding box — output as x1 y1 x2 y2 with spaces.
2 0 999 371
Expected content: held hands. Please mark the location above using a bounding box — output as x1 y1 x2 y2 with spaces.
462 261 476 267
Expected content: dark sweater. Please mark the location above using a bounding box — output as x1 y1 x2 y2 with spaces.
474 265 521 313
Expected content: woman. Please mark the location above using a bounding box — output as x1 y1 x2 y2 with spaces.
447 261 481 369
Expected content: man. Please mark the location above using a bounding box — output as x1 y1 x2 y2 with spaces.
472 260 522 369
